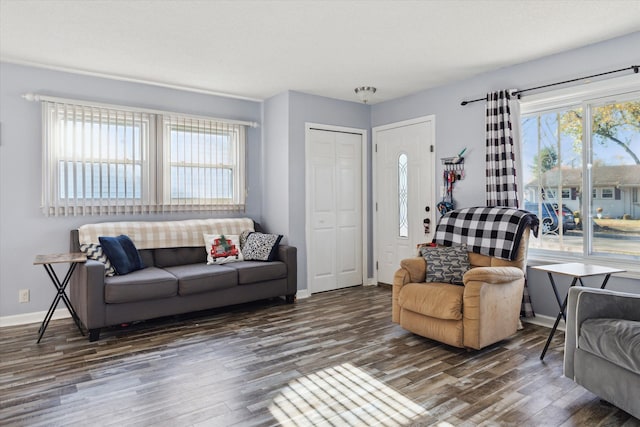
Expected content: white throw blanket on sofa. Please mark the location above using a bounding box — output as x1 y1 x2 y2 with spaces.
78 218 255 249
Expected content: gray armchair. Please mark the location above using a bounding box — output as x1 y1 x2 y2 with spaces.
564 287 640 418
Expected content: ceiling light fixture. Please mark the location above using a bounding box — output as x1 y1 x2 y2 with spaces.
354 86 377 104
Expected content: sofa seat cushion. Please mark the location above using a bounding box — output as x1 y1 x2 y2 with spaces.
225 261 287 285
398 282 463 320
579 318 640 375
104 267 177 303
164 264 237 296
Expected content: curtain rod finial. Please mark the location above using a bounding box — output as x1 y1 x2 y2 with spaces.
22 93 39 102
460 101 468 106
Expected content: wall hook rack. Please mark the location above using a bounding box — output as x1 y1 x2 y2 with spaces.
441 157 465 179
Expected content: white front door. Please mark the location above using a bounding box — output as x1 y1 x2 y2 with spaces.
307 127 364 293
374 117 435 285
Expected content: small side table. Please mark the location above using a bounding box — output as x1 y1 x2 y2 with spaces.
532 262 625 360
33 252 87 343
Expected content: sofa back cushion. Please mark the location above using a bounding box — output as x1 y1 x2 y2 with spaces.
155 247 206 268
139 249 155 267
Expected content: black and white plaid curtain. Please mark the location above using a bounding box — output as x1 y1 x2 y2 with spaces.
485 90 519 207
485 90 535 318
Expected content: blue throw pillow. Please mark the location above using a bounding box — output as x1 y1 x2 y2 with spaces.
98 235 145 275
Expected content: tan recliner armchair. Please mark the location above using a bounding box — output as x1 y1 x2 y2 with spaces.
392 228 530 350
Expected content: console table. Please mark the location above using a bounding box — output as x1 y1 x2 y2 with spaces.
33 252 87 343
532 262 625 361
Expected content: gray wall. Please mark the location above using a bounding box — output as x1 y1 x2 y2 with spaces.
372 31 640 317
0 62 262 317
262 91 371 292
2 31 639 320
262 91 290 238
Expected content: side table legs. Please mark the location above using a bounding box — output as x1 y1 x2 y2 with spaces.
540 275 578 360
539 273 613 361
37 262 85 343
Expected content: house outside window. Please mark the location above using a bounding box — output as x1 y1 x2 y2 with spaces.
520 75 640 265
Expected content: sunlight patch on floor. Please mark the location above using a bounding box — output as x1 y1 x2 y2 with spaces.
269 362 428 426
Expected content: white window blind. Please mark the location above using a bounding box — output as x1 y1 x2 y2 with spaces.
161 115 245 212
40 97 248 216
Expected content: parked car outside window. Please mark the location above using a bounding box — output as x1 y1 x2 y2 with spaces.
524 202 577 234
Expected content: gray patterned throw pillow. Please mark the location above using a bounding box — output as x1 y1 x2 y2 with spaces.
242 232 283 261
239 230 253 250
420 244 470 285
79 243 116 276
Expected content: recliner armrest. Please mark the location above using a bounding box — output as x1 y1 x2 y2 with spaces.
399 257 426 284
391 257 426 323
463 266 523 285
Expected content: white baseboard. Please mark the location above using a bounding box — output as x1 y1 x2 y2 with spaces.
296 289 311 299
0 308 71 328
522 313 565 331
363 278 377 286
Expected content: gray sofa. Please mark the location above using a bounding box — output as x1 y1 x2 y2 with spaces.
564 287 640 419
69 219 296 341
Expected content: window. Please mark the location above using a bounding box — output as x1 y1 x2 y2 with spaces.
398 153 408 238
41 99 248 215
601 188 614 199
520 75 640 263
162 116 245 210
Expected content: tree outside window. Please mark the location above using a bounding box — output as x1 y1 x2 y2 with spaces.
521 95 640 260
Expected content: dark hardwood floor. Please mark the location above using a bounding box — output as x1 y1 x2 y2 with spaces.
1 286 638 426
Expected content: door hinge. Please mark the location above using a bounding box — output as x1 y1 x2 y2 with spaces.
375 202 378 212
430 144 434 153
375 144 378 153
376 261 379 270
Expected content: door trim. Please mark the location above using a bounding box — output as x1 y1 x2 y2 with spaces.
372 115 436 284
305 123 369 294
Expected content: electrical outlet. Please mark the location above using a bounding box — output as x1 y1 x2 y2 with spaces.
19 289 29 303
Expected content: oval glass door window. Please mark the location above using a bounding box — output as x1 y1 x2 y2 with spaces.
398 153 408 237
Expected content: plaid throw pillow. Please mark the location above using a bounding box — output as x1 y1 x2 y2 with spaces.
420 244 470 285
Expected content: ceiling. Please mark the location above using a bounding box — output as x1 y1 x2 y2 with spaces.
1 0 640 104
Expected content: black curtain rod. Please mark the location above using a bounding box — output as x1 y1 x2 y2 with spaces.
460 64 639 106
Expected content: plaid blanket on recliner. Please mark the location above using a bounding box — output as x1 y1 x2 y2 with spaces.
433 206 539 261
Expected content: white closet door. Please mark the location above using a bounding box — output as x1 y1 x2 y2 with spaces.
308 128 362 293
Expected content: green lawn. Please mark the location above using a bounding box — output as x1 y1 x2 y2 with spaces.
594 218 640 232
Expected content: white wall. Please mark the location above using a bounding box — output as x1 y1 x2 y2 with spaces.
0 62 262 318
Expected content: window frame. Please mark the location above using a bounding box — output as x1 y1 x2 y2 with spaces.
519 74 640 273
160 116 246 209
600 187 614 199
41 97 250 215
